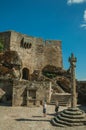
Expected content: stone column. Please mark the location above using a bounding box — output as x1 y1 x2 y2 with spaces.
49 82 52 103
69 53 77 108
27 89 29 106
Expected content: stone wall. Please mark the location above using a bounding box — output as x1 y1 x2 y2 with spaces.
77 81 86 104
0 31 11 51
12 80 51 106
0 31 63 76
32 81 51 103
12 80 28 106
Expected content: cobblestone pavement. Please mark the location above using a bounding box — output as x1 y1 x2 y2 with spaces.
0 105 86 130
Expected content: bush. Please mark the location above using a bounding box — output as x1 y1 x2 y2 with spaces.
0 38 4 52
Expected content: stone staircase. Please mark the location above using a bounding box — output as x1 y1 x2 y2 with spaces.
52 83 65 93
50 93 71 106
51 107 86 127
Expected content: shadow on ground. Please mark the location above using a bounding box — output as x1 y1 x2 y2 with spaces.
46 113 55 116
15 118 50 122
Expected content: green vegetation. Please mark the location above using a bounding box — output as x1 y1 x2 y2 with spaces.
42 71 57 79
0 38 4 52
42 65 58 79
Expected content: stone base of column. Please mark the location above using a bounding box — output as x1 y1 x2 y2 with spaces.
51 107 86 127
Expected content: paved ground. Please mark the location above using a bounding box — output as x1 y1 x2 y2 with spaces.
0 104 86 130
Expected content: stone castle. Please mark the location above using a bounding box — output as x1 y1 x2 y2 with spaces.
0 30 86 106
0 30 62 76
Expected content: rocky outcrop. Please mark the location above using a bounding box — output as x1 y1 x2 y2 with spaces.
0 51 22 79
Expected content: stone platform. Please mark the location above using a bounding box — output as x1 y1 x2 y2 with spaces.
51 107 86 127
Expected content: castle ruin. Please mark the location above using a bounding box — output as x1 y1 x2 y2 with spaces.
0 30 85 107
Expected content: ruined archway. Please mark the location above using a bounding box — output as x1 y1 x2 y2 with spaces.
22 68 29 80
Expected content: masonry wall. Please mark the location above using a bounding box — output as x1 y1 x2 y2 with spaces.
12 80 51 106
0 30 63 75
77 81 86 104
0 31 11 50
12 80 28 106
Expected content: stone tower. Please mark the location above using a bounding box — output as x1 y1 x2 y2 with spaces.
0 30 63 79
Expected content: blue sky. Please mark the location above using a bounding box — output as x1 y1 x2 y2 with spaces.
0 0 86 80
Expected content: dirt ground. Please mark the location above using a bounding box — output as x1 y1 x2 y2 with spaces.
0 104 86 130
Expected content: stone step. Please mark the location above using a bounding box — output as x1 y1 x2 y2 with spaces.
51 118 65 127
50 101 68 106
54 116 84 126
58 114 85 123
60 111 85 119
53 116 70 126
51 107 86 127
63 109 84 115
50 93 71 106
52 84 65 93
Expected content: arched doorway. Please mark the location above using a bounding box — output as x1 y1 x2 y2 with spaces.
22 68 29 80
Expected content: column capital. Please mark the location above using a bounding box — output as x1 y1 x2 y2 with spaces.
69 53 77 67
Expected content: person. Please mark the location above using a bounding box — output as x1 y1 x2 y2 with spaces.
43 102 47 117
55 101 59 114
